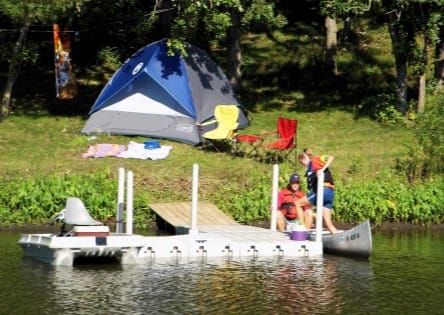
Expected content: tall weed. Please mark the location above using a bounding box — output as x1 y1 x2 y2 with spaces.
335 176 444 225
0 169 152 226
1 169 442 227
216 174 272 224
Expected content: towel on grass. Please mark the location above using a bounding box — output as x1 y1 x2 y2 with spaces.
81 143 127 158
118 141 172 160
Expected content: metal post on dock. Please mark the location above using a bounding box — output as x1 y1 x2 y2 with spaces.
315 171 324 242
189 163 199 235
116 167 125 233
270 164 279 231
126 170 134 235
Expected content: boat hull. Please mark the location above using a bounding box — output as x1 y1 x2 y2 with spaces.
308 220 372 258
18 233 147 266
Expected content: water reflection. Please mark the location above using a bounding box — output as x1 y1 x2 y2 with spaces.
3 230 443 314
17 256 373 314
368 230 444 314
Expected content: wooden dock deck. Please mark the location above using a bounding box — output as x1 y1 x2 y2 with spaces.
149 201 239 228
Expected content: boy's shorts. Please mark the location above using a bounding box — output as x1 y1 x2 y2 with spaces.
307 187 334 209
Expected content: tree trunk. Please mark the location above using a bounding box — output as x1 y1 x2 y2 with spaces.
387 20 408 114
418 74 426 113
342 16 351 42
1 24 29 121
226 8 242 92
158 0 173 37
417 29 433 114
437 34 444 88
325 15 338 75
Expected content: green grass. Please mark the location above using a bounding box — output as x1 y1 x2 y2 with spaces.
0 109 414 206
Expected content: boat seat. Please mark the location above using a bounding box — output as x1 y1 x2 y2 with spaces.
63 197 102 226
72 225 110 236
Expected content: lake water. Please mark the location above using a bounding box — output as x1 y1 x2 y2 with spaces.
1 229 442 314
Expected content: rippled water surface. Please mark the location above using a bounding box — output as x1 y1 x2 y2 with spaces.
1 229 442 314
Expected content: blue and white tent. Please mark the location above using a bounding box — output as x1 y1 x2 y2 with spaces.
81 39 248 145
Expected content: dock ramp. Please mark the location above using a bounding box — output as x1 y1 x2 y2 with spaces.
149 202 239 232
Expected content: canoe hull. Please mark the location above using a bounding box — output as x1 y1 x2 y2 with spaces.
308 220 372 258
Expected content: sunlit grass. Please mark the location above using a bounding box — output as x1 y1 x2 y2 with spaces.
0 109 413 204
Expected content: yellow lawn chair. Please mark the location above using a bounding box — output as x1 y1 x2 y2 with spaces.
201 105 240 151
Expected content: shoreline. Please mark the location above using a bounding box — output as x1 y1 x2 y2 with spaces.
2 222 443 233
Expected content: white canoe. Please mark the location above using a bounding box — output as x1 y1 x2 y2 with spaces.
308 220 372 258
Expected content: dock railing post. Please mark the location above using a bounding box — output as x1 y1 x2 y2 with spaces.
315 171 324 242
126 170 134 235
270 164 279 231
116 167 125 233
189 163 199 235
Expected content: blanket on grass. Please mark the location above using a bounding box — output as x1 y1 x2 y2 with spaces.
118 141 172 160
82 142 172 160
81 143 127 158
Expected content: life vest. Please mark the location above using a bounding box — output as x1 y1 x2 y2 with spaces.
279 188 305 220
306 156 335 191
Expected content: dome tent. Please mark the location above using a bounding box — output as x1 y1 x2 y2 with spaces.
82 38 248 145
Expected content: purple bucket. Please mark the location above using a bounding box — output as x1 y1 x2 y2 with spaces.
291 230 307 241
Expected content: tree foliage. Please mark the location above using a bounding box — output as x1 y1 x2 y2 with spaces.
0 0 84 23
0 0 87 119
378 0 444 112
167 0 286 48
0 0 443 118
165 0 286 90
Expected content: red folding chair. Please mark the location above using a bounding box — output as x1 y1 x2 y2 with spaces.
260 117 298 164
232 134 264 157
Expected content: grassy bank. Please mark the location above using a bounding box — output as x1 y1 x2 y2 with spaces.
5 108 440 227
0 109 413 184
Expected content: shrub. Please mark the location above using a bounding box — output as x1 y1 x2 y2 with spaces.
334 176 444 226
217 174 272 224
0 169 152 227
358 93 406 125
396 95 444 182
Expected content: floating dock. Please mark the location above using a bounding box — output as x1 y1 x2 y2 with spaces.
146 201 322 260
134 225 321 262
18 165 324 266
19 225 322 265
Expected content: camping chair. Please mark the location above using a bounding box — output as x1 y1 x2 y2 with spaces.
259 117 298 164
201 105 240 151
231 134 264 157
